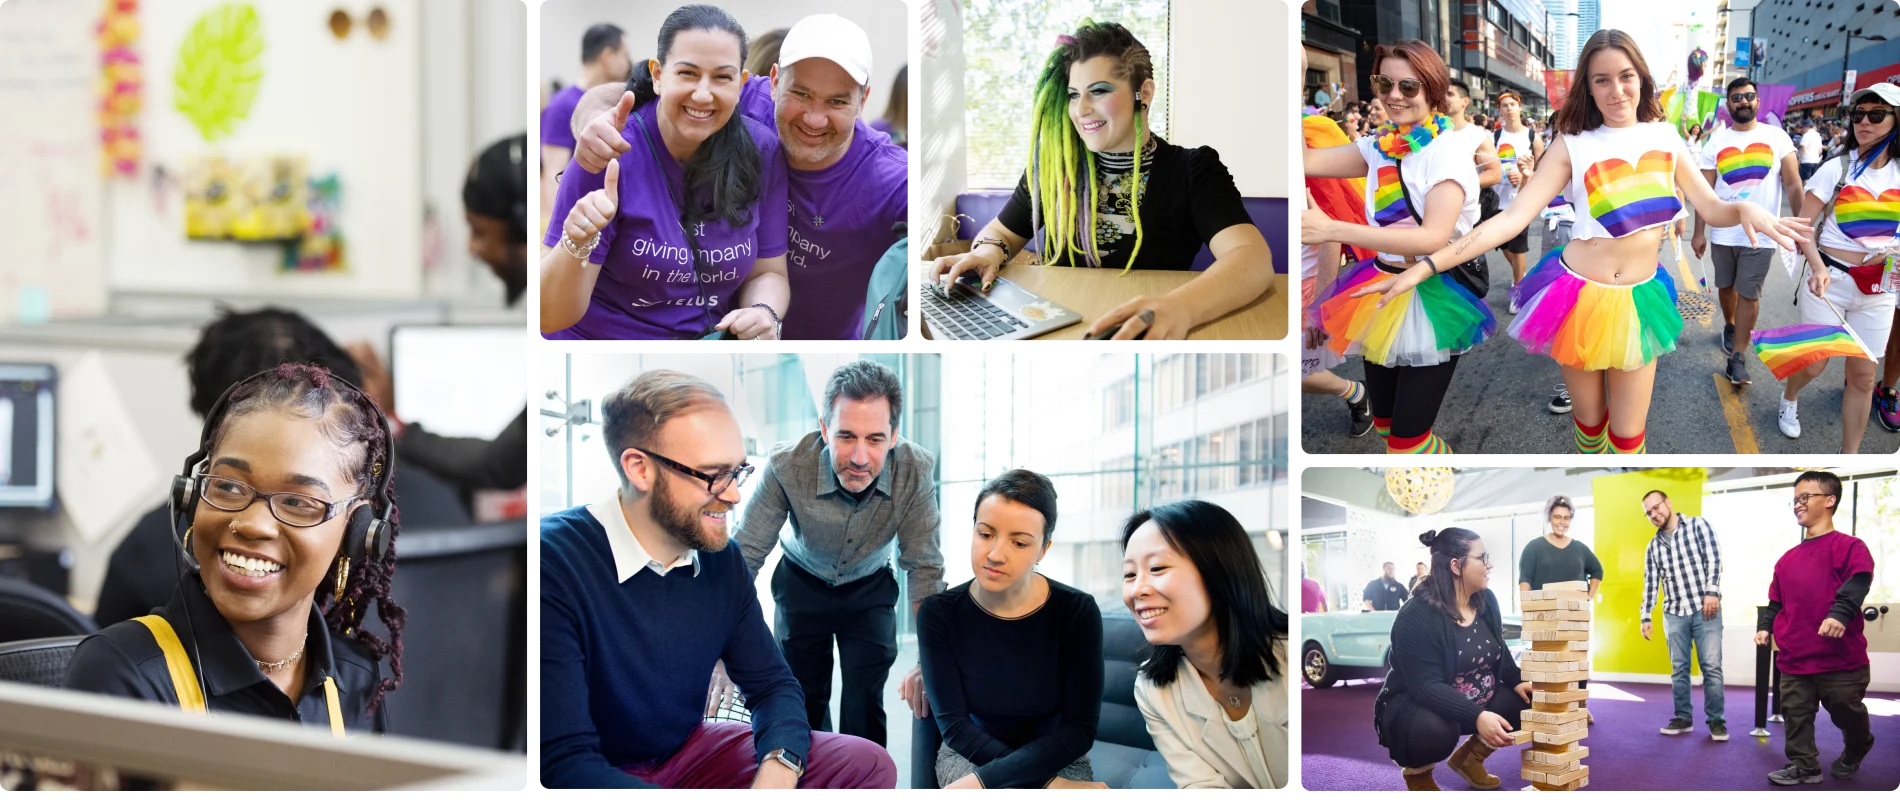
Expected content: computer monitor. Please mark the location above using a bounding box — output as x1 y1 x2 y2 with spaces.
0 364 55 509
390 326 525 440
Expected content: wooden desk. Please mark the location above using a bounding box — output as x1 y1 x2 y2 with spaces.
915 262 1287 341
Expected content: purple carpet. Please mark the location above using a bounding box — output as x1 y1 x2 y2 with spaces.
1302 679 1900 791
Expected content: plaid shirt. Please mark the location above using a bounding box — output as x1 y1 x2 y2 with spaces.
1641 513 1723 622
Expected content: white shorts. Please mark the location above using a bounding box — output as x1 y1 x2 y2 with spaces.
1797 266 1898 358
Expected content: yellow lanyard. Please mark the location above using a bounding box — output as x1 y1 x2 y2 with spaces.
135 616 345 738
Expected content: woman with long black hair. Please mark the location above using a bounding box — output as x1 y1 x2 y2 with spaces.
1121 501 1288 788
541 4 790 340
1375 528 1525 791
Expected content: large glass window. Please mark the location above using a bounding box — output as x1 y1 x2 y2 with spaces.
962 0 1171 189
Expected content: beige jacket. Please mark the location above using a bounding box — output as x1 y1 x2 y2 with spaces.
1133 654 1289 789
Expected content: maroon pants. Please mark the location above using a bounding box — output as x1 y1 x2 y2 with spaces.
624 721 896 789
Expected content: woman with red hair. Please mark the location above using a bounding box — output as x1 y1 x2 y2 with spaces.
1303 39 1492 454
1361 30 1809 454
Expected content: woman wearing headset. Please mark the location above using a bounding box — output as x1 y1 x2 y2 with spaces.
66 364 405 732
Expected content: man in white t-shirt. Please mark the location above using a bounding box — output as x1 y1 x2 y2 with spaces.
1492 91 1546 314
1694 78 1804 387
1799 119 1825 181
1446 80 1503 193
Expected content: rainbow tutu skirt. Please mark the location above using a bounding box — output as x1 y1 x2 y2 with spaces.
1314 258 1496 367
1507 247 1682 371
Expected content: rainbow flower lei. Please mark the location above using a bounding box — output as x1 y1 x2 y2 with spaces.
1374 114 1452 160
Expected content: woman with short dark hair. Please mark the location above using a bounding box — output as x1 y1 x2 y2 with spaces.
1375 528 1527 791
1121 500 1288 788
918 469 1105 789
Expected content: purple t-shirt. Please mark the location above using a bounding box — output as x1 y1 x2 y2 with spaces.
780 119 907 339
1770 531 1876 676
542 108 788 340
541 84 585 150
1301 578 1326 613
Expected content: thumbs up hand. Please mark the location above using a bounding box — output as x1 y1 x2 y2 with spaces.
575 91 636 174
562 159 619 256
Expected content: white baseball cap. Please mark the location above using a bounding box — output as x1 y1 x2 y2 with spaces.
1848 82 1900 109
778 14 872 87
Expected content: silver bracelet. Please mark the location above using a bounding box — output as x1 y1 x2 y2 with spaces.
561 232 600 260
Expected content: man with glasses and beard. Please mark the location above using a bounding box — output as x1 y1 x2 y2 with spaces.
735 360 944 749
1639 490 1729 743
540 370 895 789
1694 78 1803 386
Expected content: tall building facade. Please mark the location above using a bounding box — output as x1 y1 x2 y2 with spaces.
1573 0 1600 65
1751 0 1900 118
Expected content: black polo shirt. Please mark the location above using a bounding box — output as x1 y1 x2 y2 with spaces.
65 571 389 733
1363 577 1410 611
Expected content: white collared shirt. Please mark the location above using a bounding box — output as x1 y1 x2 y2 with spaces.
588 491 700 582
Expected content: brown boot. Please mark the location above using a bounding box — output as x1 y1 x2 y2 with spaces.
1403 766 1441 791
1447 736 1501 789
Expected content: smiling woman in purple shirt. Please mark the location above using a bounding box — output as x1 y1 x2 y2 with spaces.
541 5 790 341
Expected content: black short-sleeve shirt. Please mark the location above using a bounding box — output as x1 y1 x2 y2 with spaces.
65 572 389 733
996 137 1255 270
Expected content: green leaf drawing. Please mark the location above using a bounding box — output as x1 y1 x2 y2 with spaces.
173 3 265 143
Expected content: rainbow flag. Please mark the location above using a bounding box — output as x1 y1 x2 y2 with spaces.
1752 323 1873 380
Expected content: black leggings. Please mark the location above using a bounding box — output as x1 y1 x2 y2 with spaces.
1363 356 1462 441
1381 690 1523 768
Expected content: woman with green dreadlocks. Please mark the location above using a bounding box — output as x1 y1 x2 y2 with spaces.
929 21 1272 339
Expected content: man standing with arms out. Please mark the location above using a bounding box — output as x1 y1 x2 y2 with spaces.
540 370 894 788
1694 78 1803 386
737 360 943 748
1798 118 1825 181
1758 471 1877 786
541 24 629 225
1491 91 1545 314
1302 562 1328 613
1640 490 1728 742
572 14 908 340
1362 562 1409 611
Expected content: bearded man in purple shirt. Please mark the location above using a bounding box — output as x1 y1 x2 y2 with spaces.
569 13 908 340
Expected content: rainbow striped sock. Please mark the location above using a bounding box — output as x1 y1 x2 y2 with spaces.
1340 380 1366 404
1386 431 1453 454
1374 416 1392 441
1574 416 1608 454
1609 428 1647 454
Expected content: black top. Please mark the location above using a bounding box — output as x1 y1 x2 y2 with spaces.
1363 577 1410 611
66 571 389 733
1375 588 1520 743
1450 620 1502 705
918 578 1102 789
1518 536 1605 592
94 459 470 628
997 137 1253 271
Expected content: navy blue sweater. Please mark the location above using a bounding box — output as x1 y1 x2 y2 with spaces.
540 504 808 789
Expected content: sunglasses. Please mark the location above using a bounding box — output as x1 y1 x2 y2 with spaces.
1851 110 1893 124
1370 75 1424 99
1727 92 1757 103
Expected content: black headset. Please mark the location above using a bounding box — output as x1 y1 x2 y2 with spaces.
169 367 394 586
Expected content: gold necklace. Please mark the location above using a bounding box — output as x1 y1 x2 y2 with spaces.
255 632 308 673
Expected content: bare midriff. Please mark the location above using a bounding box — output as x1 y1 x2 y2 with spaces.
1561 227 1670 285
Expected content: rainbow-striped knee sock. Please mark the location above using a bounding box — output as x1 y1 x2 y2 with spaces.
1574 416 1608 454
1387 431 1453 454
1609 428 1647 454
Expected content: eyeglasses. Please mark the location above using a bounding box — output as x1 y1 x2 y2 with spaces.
1457 553 1493 567
1791 492 1835 510
1728 92 1758 103
195 475 361 528
1850 110 1892 124
635 447 753 496
1370 75 1424 99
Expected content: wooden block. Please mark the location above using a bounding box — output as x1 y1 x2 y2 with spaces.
1533 689 1591 704
1524 670 1590 683
1522 618 1590 632
1522 598 1591 612
1531 723 1588 745
1521 758 1581 776
1548 766 1589 786
1522 588 1590 601
1524 650 1589 662
1519 609 1592 621
1531 640 1590 652
1532 774 1589 792
1521 660 1584 673
1532 701 1578 713
1505 730 1532 745
1521 707 1590 725
1541 580 1590 592
1525 745 1589 766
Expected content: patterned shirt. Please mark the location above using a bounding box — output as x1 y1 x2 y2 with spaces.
1641 514 1723 622
1451 619 1501 705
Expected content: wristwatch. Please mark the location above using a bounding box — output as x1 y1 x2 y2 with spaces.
763 748 804 776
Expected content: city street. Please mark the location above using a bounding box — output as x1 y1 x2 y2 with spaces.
1301 224 1900 454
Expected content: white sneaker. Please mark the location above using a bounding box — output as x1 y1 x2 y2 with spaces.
1779 399 1802 439
1508 298 1521 315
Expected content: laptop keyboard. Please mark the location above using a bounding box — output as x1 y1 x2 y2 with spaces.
921 282 1032 340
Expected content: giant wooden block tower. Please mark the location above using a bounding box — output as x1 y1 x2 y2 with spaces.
1514 580 1592 790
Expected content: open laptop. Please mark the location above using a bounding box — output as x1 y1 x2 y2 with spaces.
920 274 1081 340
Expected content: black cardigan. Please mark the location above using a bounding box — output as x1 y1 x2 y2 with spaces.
1374 588 1521 741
